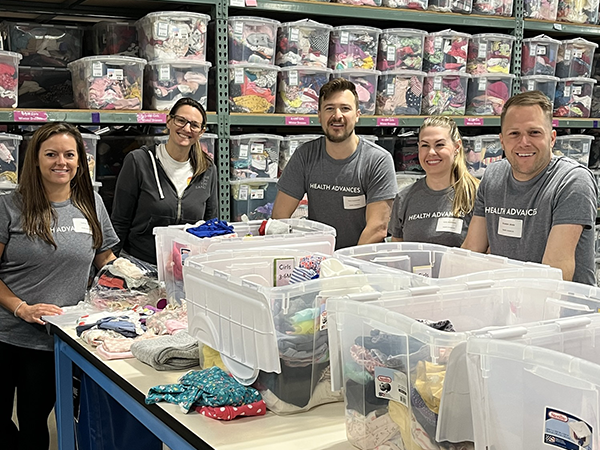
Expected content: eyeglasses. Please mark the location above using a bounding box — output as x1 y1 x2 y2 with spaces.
464 147 482 154
169 115 204 133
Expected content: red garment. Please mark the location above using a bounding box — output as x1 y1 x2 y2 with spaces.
258 220 268 236
0 63 16 76
195 400 266 420
97 274 125 290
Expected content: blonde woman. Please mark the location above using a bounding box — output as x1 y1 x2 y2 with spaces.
389 116 480 247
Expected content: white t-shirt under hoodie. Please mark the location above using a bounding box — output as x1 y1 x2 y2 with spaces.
156 144 194 198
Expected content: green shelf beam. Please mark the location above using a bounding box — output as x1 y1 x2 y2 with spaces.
235 0 516 29
524 19 600 36
0 110 218 125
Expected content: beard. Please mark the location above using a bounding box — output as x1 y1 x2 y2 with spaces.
323 121 355 143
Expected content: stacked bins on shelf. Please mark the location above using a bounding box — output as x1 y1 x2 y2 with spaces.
154 218 337 303
326 277 600 450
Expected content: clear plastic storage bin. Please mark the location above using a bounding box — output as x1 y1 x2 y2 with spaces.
81 133 100 182
229 178 278 222
423 30 471 73
277 66 331 114
556 38 598 78
378 134 424 172
0 22 82 67
183 249 414 414
378 29 427 72
145 60 211 111
229 63 279 113
136 12 210 61
280 135 321 174
0 133 22 188
326 278 600 450
199 133 218 160
18 66 73 109
462 134 503 179
520 75 559 107
554 77 597 118
0 50 22 108
466 315 600 450
395 171 425 191
329 26 381 70
332 69 380 115
333 242 563 287
466 74 515 115
472 0 514 15
376 70 425 115
154 219 337 303
554 135 594 166
383 0 427 10
276 20 332 68
92 22 138 57
557 0 599 23
68 56 147 110
228 16 280 65
521 35 560 76
230 134 283 180
428 0 473 14
422 72 471 115
524 0 559 19
467 34 515 75
334 0 383 6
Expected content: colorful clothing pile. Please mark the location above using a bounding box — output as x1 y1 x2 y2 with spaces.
334 71 378 114
383 0 428 9
146 61 210 111
18 66 74 108
228 17 279 65
554 78 596 118
428 0 473 13
467 35 514 75
472 0 514 15
276 20 332 68
423 31 470 73
230 134 282 180
556 38 597 78
93 22 139 57
378 30 426 71
376 72 424 115
0 61 19 108
277 68 331 114
334 0 382 5
521 36 560 76
557 0 599 23
466 76 513 115
329 27 381 70
422 73 469 115
524 0 559 19
229 64 279 113
0 137 19 185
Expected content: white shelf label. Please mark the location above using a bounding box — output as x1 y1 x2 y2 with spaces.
239 184 249 200
537 45 547 55
289 70 299 86
478 42 487 59
156 22 169 38
564 86 571 97
340 31 349 45
250 188 264 200
159 65 170 80
234 68 244 84
387 82 395 96
433 76 442 90
290 28 299 42
230 0 245 6
387 45 396 62
239 144 249 158
572 85 582 96
251 143 264 153
92 62 103 77
107 68 123 81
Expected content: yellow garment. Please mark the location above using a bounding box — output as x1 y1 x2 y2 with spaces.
292 319 318 335
0 171 17 184
233 95 274 113
202 345 228 372
127 82 142 101
389 401 423 450
414 361 446 414
360 56 374 70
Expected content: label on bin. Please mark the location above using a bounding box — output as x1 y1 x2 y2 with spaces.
274 258 294 287
386 82 395 96
340 31 349 45
316 295 328 331
478 43 487 59
537 45 547 56
159 65 170 80
374 367 408 407
475 140 482 152
564 86 571 97
234 22 244 36
387 46 396 62
478 77 487 91
544 407 592 450
239 184 249 200
290 28 299 42
584 143 590 153
92 62 103 77
239 144 249 158
412 264 432 277
564 49 572 61
107 69 123 81
289 70 299 86
250 188 264 200
529 44 537 57
434 36 443 49
156 22 169 39
574 49 583 58
14 111 48 122
572 85 582 96
234 68 244 84
172 27 188 40
528 80 535 91
250 143 264 154
289 140 299 155
433 76 442 91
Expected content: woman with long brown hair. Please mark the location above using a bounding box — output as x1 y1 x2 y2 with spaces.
0 122 118 449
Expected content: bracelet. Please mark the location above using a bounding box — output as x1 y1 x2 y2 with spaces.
13 301 26 318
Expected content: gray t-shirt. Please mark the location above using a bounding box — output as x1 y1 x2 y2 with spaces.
390 178 472 247
474 157 597 285
0 192 119 351
277 136 397 249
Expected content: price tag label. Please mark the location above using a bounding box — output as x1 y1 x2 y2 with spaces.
285 116 310 125
107 68 123 80
386 82 395 96
234 68 244 84
159 65 170 80
289 70 299 86
92 62 103 77
564 86 571 97
387 45 396 62
251 143 264 153
478 42 487 59
572 85 582 95
136 113 167 123
14 110 48 122
434 36 443 49
290 28 299 42
537 45 547 56
239 185 249 201
239 144 249 158
529 44 537 57
340 31 349 45
528 80 535 91
564 49 572 61
156 22 169 38
478 77 487 91
433 76 442 91
250 188 264 200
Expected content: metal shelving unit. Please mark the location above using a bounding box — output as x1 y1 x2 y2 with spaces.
524 19 600 36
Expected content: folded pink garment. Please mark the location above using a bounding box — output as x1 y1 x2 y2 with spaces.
96 345 134 360
195 400 267 420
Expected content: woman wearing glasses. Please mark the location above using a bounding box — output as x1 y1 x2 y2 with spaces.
389 116 480 247
111 97 218 265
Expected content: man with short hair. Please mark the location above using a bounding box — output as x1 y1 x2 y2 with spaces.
462 90 598 285
272 78 397 249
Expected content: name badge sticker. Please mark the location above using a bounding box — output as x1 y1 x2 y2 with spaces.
343 195 366 210
498 216 523 238
73 218 91 234
436 217 463 234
